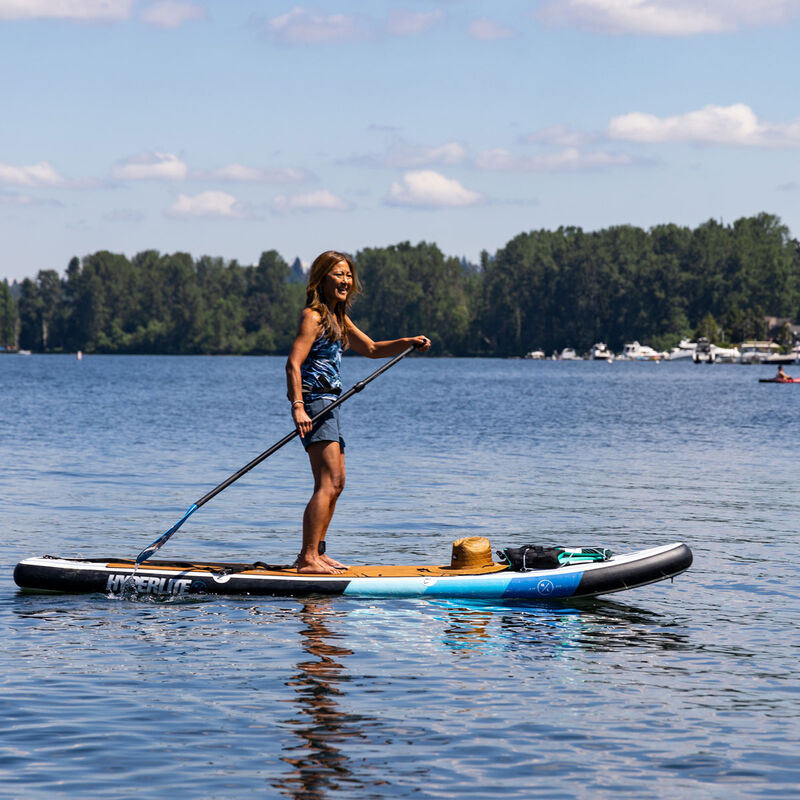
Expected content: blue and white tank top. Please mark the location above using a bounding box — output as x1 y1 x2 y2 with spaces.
301 335 343 400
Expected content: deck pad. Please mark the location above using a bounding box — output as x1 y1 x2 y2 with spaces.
104 559 510 578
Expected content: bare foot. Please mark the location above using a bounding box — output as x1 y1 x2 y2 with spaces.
321 553 348 570
295 556 343 575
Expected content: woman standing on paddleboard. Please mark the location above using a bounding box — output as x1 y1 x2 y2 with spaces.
286 250 430 574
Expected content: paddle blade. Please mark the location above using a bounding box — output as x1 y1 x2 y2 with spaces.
135 504 198 566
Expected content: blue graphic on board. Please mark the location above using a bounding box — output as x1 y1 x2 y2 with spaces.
342 570 584 599
301 335 343 400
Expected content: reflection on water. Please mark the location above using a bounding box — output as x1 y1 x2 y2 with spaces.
3 577 795 798
439 607 494 653
383 597 694 660
268 596 701 800
275 601 370 800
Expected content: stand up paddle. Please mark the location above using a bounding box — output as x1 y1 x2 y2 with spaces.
135 345 417 566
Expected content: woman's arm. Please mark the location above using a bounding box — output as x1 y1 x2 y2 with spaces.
286 309 321 435
345 316 430 358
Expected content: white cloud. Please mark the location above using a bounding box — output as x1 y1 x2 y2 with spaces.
537 0 722 35
273 190 349 213
475 147 635 171
0 0 132 20
536 0 800 35
259 6 447 44
263 7 367 44
386 9 443 36
608 103 800 146
112 152 188 180
167 191 246 218
113 156 313 184
412 142 468 166
0 161 65 187
0 190 62 207
386 170 482 208
204 163 311 183
468 17 516 40
141 1 204 28
350 140 468 169
524 124 596 148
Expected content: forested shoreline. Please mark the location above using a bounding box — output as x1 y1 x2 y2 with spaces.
2 212 799 357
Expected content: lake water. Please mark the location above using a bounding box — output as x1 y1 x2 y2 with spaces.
1 354 798 799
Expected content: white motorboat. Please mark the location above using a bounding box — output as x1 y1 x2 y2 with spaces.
765 345 800 365
677 337 740 363
590 342 613 361
739 341 781 364
618 341 662 361
693 338 713 363
559 348 580 360
709 344 740 363
524 349 545 360
667 338 696 360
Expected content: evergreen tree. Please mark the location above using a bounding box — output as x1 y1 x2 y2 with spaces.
8 212 800 356
0 280 17 348
17 279 42 351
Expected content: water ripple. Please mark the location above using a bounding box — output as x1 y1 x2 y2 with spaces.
2 356 799 799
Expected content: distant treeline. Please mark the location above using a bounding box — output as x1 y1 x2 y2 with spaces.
2 212 799 357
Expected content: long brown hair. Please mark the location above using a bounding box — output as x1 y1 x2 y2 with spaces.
305 250 361 344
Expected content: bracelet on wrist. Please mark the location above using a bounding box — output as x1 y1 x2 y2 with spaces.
291 400 304 409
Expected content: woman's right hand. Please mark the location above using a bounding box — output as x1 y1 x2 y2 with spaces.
292 404 313 438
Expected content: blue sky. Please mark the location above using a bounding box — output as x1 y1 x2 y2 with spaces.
1 0 799 283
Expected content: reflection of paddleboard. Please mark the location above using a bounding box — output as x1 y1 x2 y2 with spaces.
14 542 692 601
759 377 800 383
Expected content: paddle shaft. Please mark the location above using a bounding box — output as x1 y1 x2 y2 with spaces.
195 344 415 507
135 345 416 565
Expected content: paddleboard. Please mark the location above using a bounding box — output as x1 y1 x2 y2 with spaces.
14 542 692 601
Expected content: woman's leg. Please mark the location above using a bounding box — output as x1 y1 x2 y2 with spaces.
315 442 348 569
296 440 346 574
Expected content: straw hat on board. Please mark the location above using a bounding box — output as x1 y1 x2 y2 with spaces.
450 536 493 569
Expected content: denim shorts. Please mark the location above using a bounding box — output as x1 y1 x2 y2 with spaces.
300 396 345 452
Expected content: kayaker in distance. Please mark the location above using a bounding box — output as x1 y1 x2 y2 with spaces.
776 365 791 381
285 250 430 574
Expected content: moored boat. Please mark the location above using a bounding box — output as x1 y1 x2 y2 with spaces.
709 344 740 363
590 342 613 361
765 345 800 365
666 338 696 360
667 339 739 363
693 337 713 363
618 342 663 361
739 341 781 364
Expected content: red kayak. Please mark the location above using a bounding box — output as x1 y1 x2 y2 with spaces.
759 377 800 383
